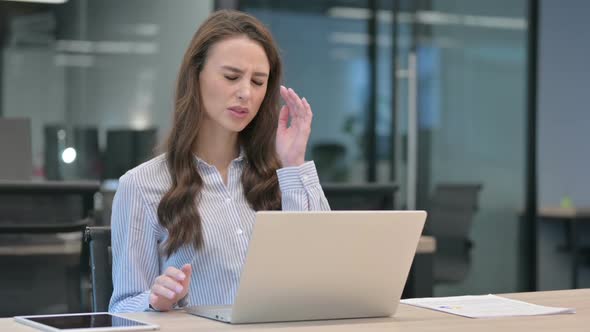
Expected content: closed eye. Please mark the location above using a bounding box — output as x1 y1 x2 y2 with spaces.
224 74 264 86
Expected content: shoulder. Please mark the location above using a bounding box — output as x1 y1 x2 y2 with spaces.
117 154 171 207
122 153 169 182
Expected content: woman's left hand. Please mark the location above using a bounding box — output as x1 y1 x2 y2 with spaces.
276 85 313 167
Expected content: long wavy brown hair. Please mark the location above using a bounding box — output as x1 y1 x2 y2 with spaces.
157 10 282 256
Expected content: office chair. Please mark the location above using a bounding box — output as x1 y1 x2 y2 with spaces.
104 128 157 180
85 226 113 312
0 180 99 315
311 143 348 182
322 183 397 210
0 218 89 315
425 183 482 284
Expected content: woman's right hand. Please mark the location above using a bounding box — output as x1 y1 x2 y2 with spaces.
149 264 192 311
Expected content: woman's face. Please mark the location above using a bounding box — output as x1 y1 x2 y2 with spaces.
199 35 270 134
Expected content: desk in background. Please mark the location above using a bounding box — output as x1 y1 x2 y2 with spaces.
2 289 588 331
539 207 590 289
406 236 436 298
0 235 435 257
0 180 99 220
0 180 100 316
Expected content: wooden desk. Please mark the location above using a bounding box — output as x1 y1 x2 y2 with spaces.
538 207 590 289
2 289 588 331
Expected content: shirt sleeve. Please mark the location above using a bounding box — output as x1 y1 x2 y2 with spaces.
276 161 331 211
109 172 160 313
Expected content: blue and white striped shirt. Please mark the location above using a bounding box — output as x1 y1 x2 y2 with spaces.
109 153 330 312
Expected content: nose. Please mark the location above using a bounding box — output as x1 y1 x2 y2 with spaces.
236 82 251 102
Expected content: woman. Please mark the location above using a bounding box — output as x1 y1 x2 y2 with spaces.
109 10 330 313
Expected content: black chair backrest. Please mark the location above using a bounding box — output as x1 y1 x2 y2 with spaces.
426 183 482 284
85 226 112 312
426 184 482 238
311 143 348 182
322 183 397 210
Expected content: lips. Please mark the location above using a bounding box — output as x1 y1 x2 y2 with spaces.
228 106 249 119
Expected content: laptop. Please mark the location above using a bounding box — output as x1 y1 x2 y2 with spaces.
186 210 427 324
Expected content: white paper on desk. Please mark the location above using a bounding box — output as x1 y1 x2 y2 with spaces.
400 294 575 319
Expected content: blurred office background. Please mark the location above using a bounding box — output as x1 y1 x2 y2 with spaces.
0 0 588 317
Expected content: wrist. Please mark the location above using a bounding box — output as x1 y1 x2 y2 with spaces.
281 158 305 168
149 301 173 312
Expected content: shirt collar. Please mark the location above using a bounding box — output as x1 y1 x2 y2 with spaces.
193 146 246 167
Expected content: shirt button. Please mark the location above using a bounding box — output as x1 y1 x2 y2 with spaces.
225 197 231 203
302 175 309 181
236 229 243 235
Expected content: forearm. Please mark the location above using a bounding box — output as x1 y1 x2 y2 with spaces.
109 290 151 313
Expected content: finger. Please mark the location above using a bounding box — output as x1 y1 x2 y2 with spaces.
164 266 186 282
180 264 193 288
280 85 289 101
156 275 184 294
152 284 176 300
288 88 304 122
282 86 299 119
278 105 290 130
293 92 308 126
280 85 295 111
181 263 192 275
302 97 313 124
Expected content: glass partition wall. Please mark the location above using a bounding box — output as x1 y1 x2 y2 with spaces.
241 0 530 296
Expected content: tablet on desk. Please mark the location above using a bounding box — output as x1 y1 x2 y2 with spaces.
14 312 159 332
